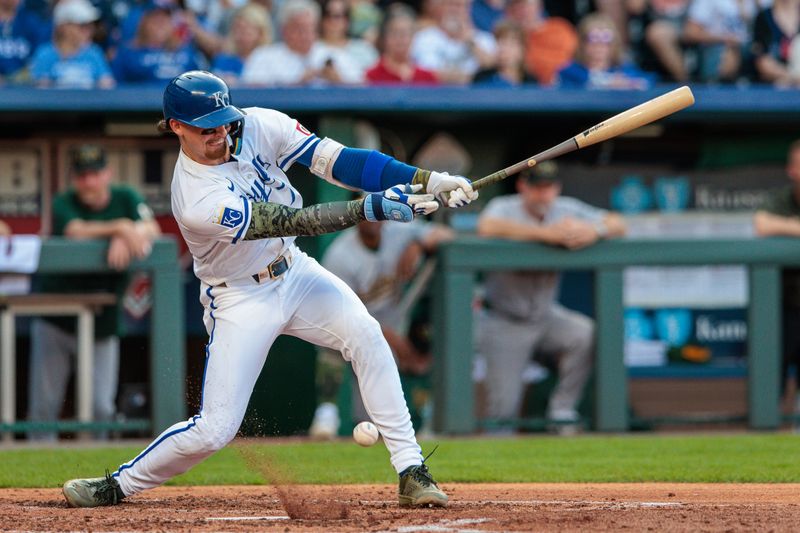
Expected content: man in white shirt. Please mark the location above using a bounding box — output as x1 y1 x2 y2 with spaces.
241 0 364 85
411 0 497 84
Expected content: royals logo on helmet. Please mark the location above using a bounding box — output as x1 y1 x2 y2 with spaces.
211 91 230 108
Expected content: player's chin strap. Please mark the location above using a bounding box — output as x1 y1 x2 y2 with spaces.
227 117 246 156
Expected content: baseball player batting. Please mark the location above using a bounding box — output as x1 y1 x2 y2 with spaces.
62 70 478 509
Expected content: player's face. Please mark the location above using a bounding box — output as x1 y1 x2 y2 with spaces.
172 121 231 165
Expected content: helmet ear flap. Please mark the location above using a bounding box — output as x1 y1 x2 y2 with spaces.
228 118 245 155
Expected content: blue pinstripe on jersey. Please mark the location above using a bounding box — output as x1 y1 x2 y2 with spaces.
231 195 250 244
278 134 319 171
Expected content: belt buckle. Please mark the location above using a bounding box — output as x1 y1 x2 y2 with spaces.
266 253 290 280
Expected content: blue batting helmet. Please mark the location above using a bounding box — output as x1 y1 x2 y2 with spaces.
163 70 245 129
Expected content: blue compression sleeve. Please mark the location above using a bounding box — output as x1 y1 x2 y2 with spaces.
329 148 418 191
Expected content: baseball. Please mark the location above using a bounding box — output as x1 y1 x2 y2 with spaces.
352 421 379 447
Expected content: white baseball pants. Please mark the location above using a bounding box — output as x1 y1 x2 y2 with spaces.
115 248 422 496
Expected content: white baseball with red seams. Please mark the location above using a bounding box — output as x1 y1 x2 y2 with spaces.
353 421 380 447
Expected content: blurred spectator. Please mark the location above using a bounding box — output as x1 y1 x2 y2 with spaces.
319 0 378 79
349 0 383 45
557 12 655 89
751 0 800 87
27 144 161 442
29 0 115 88
414 0 443 29
0 219 10 236
473 19 535 86
366 3 438 84
475 161 626 434
188 0 249 35
471 0 506 32
117 0 223 60
242 0 364 85
504 0 577 86
112 3 203 84
627 0 691 82
753 139 800 400
0 0 50 84
683 0 760 83
309 217 454 437
410 0 497 84
211 3 273 85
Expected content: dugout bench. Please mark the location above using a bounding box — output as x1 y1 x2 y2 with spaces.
432 236 800 433
0 238 184 439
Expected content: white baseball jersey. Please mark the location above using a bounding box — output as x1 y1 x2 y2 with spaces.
171 107 317 286
114 106 424 498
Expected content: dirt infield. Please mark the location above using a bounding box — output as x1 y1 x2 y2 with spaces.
3 483 800 532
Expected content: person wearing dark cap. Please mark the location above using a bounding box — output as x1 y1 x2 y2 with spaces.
475 160 626 434
27 144 161 442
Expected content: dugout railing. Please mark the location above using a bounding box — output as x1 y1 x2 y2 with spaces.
0 237 184 438
431 236 800 433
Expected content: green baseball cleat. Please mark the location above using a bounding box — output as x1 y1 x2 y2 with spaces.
398 464 448 507
63 471 126 508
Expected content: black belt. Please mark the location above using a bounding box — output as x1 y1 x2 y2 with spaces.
253 254 291 282
218 252 293 288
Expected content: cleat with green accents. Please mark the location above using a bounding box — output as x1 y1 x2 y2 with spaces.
63 471 126 508
398 464 448 507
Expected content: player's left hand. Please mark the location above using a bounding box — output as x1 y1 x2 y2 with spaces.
364 184 439 223
427 171 479 208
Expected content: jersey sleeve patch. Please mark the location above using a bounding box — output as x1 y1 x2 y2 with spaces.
214 206 245 229
296 121 311 136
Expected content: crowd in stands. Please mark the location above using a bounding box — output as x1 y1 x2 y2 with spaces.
1 0 799 89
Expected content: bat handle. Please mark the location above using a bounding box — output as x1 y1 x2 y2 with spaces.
471 159 537 191
437 159 536 206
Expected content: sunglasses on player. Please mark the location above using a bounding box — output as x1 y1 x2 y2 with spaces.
199 124 232 135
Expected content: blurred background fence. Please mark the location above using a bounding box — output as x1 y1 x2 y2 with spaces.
1 85 798 437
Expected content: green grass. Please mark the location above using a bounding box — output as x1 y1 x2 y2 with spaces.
4 434 800 488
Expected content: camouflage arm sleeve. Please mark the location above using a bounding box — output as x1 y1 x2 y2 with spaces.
411 168 432 189
243 199 366 240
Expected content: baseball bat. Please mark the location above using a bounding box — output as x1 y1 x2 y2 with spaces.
468 86 695 192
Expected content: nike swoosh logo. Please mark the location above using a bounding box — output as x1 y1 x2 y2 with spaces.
226 178 235 192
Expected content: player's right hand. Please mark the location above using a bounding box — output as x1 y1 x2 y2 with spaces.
363 184 438 223
427 171 479 208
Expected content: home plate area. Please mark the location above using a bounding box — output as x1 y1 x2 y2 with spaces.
3 483 800 531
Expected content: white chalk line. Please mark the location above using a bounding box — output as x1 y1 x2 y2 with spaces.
356 499 686 508
206 515 290 521
375 518 492 533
